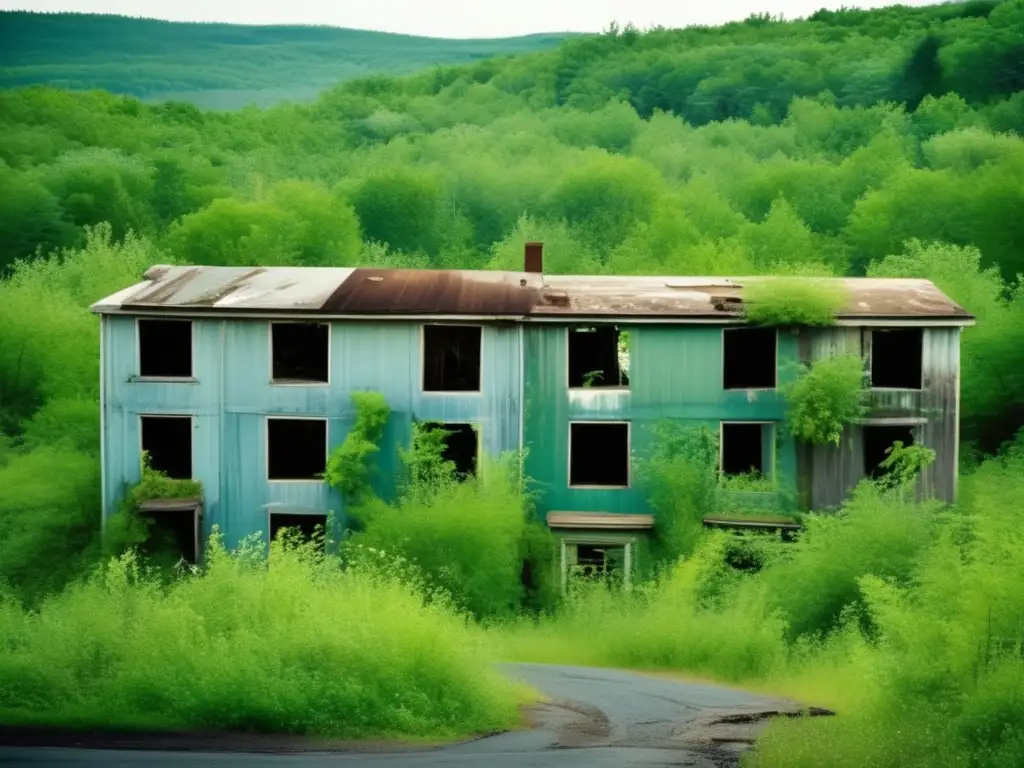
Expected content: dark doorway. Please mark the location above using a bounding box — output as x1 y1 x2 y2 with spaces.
270 513 327 549
138 319 192 378
863 424 916 479
140 415 192 479
267 418 327 480
871 329 923 389
423 325 482 392
569 422 630 487
568 326 630 388
723 327 776 389
424 422 478 479
721 422 766 476
271 322 329 383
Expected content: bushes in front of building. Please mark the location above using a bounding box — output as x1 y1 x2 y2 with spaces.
0 531 527 739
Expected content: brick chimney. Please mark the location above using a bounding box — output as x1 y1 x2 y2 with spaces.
524 242 543 273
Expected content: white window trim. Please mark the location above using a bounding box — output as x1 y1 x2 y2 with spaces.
420 322 484 395
565 325 631 392
268 320 332 387
719 420 776 482
134 317 197 382
721 326 778 392
866 328 925 392
567 420 631 490
138 413 195 480
265 415 330 483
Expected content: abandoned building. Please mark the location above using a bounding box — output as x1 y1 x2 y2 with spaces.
90 244 973 585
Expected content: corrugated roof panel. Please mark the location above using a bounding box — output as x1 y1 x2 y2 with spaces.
88 265 974 322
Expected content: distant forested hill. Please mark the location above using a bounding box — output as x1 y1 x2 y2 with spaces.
0 11 577 108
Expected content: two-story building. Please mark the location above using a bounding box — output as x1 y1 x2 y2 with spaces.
90 244 973 582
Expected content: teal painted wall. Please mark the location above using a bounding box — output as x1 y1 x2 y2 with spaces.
101 316 522 548
522 324 800 519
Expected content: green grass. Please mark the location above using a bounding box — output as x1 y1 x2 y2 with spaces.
0 11 575 108
0 532 530 739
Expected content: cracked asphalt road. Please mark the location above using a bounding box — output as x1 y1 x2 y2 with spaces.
0 663 806 767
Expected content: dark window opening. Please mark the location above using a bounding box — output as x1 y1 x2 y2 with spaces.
569 422 629 487
271 322 329 383
141 416 192 480
871 329 923 389
423 325 482 392
723 327 776 390
267 418 327 480
721 422 767 477
139 507 199 566
270 513 327 549
423 422 478 480
568 326 630 388
863 425 916 479
139 319 192 378
572 544 626 585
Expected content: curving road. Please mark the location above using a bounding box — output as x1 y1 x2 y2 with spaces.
0 663 817 768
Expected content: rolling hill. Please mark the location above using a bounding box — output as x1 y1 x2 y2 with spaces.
0 11 578 108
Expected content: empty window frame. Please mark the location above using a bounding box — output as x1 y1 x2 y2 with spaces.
138 502 202 565
266 418 328 481
863 424 916 479
569 543 627 585
870 329 923 389
723 327 777 390
569 422 630 488
422 324 482 393
270 322 329 384
422 422 479 480
269 512 328 549
140 415 193 480
567 325 630 388
138 318 193 378
720 422 775 479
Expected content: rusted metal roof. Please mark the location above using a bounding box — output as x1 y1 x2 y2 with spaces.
89 265 973 323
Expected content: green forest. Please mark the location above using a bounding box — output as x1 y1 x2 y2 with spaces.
2 2 1024 766
0 12 573 108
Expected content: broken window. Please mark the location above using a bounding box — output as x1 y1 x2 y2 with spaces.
267 418 327 480
269 513 327 549
271 322 329 384
568 326 630 388
569 422 630 487
138 500 201 566
140 415 192 479
138 319 192 378
723 327 776 390
423 422 478 480
422 324 482 392
863 424 916 479
871 329 923 389
566 542 627 589
720 422 773 479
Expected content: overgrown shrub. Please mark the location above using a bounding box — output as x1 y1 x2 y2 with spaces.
782 353 868 445
0 531 526 738
322 391 390 509
743 278 848 327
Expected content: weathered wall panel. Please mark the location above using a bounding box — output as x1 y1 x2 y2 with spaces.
102 316 522 546
803 326 961 509
523 324 800 519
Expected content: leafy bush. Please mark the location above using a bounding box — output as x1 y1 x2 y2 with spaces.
0 532 526 738
782 354 868 445
742 278 848 327
323 391 390 508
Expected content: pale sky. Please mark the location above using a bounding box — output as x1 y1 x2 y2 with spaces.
3 0 939 38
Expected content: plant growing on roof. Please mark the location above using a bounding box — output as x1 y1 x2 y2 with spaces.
782 353 869 446
323 391 390 505
742 277 848 327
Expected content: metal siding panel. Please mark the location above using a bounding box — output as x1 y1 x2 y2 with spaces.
524 324 798 520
